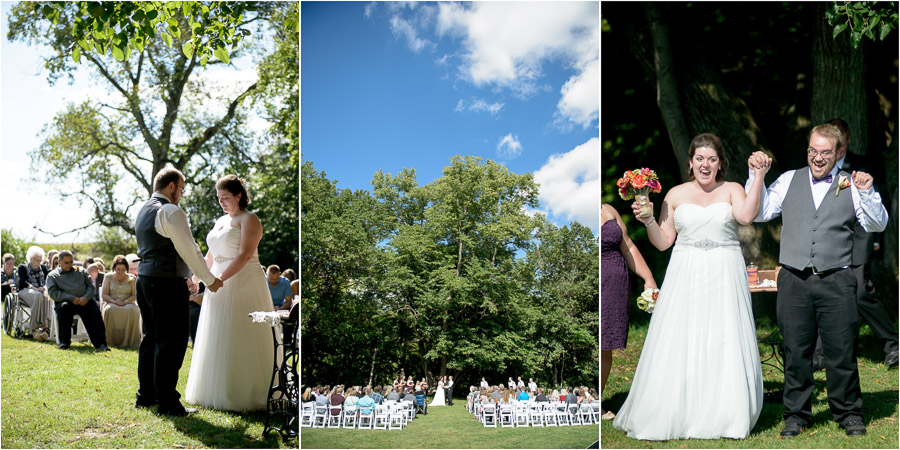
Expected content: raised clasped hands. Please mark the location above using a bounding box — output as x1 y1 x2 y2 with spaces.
207 277 224 293
631 200 654 225
747 151 772 176
851 170 873 191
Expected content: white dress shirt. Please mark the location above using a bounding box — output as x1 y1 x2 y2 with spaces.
480 380 489 389
528 381 537 392
151 193 217 286
745 167 888 232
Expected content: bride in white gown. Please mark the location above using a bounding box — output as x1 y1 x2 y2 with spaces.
429 379 446 406
612 136 769 440
186 175 274 411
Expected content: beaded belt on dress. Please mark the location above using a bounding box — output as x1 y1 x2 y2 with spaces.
214 255 234 263
676 239 740 250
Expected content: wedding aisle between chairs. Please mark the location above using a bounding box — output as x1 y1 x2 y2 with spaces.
301 398 599 449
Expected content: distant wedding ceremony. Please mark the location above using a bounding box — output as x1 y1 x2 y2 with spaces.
602 2 898 449
1 1 298 448
301 1 599 448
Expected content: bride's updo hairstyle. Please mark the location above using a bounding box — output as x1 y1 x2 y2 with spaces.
215 174 250 210
686 133 728 182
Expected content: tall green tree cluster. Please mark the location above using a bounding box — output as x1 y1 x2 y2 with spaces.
301 156 599 389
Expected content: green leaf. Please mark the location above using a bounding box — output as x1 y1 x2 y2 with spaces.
93 29 106 40
162 32 173 48
169 25 181 38
214 45 230 64
78 38 91 52
111 44 124 61
865 25 876 41
182 2 192 19
850 29 863 48
134 37 144 52
182 40 194 59
167 18 178 27
133 9 145 22
833 22 849 38
146 9 158 20
123 44 131 61
71 47 81 64
880 22 892 40
200 55 208 66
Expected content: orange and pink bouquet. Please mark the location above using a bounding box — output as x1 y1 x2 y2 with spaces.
616 168 662 218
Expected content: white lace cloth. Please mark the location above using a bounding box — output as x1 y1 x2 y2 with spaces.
249 310 290 327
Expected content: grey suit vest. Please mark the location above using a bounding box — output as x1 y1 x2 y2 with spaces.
780 167 855 272
135 196 190 278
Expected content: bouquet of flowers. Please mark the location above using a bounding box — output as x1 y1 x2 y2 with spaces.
617 168 662 218
636 288 660 313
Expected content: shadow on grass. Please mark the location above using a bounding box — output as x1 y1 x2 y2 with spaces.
160 409 290 448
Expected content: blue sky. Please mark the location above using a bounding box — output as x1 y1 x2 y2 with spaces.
0 1 271 243
301 1 599 232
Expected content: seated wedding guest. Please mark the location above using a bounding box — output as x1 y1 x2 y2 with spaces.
370 385 384 404
358 388 376 415
281 268 296 282
330 386 345 414
386 386 400 402
186 278 205 345
17 246 53 337
46 251 109 351
559 388 568 402
500 389 513 405
344 387 360 412
100 255 141 347
49 253 60 271
535 388 550 403
315 387 330 406
2 254 16 300
518 387 530 401
266 265 292 311
551 388 560 400
86 262 105 306
125 253 140 276
491 386 502 402
44 249 59 272
302 387 313 403
403 387 416 403
567 389 579 405
584 388 596 403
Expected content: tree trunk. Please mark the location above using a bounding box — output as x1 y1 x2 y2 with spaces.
367 347 378 387
811 2 868 154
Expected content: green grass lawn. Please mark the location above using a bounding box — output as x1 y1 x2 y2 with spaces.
300 401 599 448
0 332 296 448
601 316 900 449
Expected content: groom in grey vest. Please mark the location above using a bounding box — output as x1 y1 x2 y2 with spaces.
747 123 888 437
134 168 223 416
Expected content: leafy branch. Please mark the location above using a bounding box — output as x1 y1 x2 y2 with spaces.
827 1 899 47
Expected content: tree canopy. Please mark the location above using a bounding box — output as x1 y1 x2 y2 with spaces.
301 157 598 389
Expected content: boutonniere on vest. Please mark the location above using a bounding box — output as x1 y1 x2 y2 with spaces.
836 175 851 197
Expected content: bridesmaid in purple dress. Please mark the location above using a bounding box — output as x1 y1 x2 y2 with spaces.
601 203 656 420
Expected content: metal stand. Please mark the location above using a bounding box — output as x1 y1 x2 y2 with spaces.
262 309 298 442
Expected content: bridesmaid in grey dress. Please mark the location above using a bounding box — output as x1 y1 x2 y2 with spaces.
601 203 656 420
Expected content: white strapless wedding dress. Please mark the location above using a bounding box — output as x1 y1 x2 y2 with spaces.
612 202 763 440
185 214 274 411
429 382 446 406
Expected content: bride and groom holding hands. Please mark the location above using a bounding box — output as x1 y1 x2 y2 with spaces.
610 121 888 440
134 168 275 416
429 376 454 407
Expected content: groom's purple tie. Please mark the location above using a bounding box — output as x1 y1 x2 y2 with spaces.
812 174 833 184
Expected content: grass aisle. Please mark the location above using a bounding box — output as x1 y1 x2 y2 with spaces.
0 332 295 449
601 321 900 448
301 402 599 448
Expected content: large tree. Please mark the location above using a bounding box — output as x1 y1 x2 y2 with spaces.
7 1 274 235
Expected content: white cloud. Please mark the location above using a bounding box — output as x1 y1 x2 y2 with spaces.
497 133 522 158
533 137 599 229
435 2 598 100
390 15 435 54
364 2 376 18
556 58 599 129
455 97 504 116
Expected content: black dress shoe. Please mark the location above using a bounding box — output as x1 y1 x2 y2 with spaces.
885 350 899 367
780 421 804 437
157 406 198 417
58 343 70 350
97 344 111 352
840 419 867 436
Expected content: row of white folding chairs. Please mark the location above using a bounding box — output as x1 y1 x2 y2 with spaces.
301 401 416 429
472 401 599 427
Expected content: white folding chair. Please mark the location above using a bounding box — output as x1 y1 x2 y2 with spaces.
313 404 328 428
358 406 375 429
389 405 405 430
50 311 90 345
327 404 343 427
568 403 581 425
499 404 514 427
342 404 358 428
544 403 558 426
590 401 600 423
528 403 544 427
579 403 593 424
482 404 497 428
515 403 529 427
556 402 570 426
373 405 389 430
300 401 315 427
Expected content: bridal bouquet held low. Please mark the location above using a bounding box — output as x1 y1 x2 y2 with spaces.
636 288 660 313
617 168 662 219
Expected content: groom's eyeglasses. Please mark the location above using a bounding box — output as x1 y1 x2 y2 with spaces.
807 148 834 159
